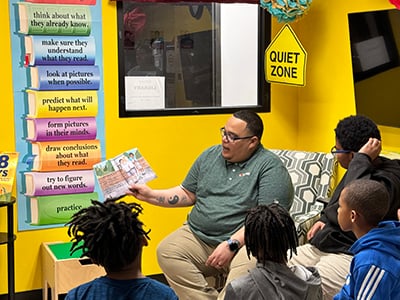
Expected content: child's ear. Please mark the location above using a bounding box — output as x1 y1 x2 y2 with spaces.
351 210 357 223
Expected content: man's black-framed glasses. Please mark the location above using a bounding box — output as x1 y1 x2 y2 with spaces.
220 127 254 143
331 146 352 155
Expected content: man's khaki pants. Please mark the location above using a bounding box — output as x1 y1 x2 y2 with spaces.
157 225 256 300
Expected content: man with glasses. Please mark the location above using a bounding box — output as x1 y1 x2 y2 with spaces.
289 115 400 300
127 110 294 299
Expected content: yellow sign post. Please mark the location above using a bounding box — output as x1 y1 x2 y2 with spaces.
265 24 307 86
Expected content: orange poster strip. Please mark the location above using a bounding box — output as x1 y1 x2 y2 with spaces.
30 140 101 171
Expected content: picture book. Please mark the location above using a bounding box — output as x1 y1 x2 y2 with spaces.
24 35 96 66
0 152 19 203
24 170 95 196
18 2 91 36
26 89 98 118
29 65 100 90
93 148 156 200
29 139 101 172
30 191 98 225
26 117 97 141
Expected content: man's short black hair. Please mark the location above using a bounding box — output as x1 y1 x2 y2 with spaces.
233 110 264 140
335 115 381 152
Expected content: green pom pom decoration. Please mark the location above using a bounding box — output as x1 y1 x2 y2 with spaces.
260 0 312 23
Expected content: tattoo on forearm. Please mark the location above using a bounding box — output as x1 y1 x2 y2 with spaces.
168 195 179 205
157 196 165 204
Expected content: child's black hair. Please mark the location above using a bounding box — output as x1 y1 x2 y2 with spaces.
67 199 150 273
335 115 381 152
245 203 298 265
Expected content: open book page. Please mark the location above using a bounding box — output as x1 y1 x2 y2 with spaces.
93 147 156 200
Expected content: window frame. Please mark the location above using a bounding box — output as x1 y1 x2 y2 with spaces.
117 2 271 117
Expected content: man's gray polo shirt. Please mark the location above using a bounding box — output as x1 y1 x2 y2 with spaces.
181 144 293 246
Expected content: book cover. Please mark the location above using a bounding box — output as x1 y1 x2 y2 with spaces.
30 139 101 172
25 35 96 66
93 147 156 200
29 65 100 90
26 89 98 118
0 152 19 203
18 2 91 36
24 170 95 196
30 192 98 225
27 117 97 141
24 0 96 5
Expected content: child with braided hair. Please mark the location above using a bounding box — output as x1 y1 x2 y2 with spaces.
65 199 178 300
224 203 322 299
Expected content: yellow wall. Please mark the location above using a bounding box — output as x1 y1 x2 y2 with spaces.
355 67 400 129
1 0 399 294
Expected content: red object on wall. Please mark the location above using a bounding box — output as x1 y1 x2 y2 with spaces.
389 0 400 9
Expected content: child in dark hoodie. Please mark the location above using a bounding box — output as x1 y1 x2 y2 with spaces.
335 179 400 300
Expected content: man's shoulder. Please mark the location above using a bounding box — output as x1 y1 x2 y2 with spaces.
195 145 222 161
204 144 221 152
252 146 285 164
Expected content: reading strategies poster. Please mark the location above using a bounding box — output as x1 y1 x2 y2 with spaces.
9 0 105 231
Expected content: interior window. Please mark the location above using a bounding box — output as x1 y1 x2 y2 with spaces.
117 2 271 117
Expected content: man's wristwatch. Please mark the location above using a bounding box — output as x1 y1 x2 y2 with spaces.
227 239 240 252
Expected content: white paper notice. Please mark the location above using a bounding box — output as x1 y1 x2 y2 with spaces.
125 76 165 110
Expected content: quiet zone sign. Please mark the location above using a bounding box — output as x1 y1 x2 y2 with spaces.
265 24 307 86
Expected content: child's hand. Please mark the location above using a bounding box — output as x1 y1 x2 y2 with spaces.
307 221 325 240
359 138 381 161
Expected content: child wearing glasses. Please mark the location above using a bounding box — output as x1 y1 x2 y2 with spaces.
289 115 400 299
